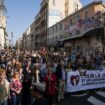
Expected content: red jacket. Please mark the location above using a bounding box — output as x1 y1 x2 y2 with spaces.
44 74 57 96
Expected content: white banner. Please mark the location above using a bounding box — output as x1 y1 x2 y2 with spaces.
66 70 105 92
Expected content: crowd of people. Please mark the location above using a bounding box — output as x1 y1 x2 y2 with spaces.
0 48 105 105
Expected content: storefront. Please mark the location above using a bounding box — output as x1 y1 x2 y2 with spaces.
62 28 104 53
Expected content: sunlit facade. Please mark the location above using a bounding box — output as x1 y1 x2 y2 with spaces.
47 1 105 53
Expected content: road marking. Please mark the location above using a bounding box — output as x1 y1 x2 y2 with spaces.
87 96 105 105
96 92 105 98
71 93 87 97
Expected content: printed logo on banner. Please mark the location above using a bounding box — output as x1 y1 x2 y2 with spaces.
70 75 80 86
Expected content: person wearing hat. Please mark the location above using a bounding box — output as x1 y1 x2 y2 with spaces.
32 82 48 105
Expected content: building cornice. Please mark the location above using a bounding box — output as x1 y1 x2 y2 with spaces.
67 1 103 17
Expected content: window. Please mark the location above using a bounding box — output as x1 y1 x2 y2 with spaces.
70 19 73 25
85 10 88 19
65 2 66 7
52 27 54 33
50 29 52 34
52 38 54 43
59 23 62 30
76 15 80 21
56 25 58 32
56 36 58 41
52 0 55 6
53 27 55 33
49 29 51 36
75 4 78 12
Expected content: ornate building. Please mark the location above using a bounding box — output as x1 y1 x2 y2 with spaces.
0 0 7 49
35 0 82 50
20 0 83 50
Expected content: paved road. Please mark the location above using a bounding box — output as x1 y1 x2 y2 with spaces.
59 90 105 105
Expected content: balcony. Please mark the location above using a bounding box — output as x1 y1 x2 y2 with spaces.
40 0 48 11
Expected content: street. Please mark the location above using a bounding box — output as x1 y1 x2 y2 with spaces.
59 90 105 105
1 1 105 105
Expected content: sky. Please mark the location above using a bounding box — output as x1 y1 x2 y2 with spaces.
5 0 105 44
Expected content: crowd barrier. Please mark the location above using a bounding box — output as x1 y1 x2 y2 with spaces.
66 69 105 92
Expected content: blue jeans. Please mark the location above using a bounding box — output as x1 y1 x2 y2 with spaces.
11 95 16 105
11 94 22 105
0 100 7 105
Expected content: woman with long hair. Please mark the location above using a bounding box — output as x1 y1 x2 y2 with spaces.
10 71 22 105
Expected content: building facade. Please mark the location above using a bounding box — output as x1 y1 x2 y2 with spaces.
0 0 8 50
65 0 82 17
35 0 82 50
0 15 7 49
47 19 65 50
30 20 36 50
22 27 31 50
48 1 105 53
21 21 35 51
62 1 105 53
15 37 22 50
35 13 41 50
48 0 82 27
19 0 82 50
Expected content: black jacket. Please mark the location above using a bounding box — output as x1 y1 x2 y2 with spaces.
56 64 62 81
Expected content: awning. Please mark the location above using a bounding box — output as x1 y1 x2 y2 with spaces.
59 27 103 42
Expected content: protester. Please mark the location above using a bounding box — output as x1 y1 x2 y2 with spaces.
0 48 105 105
21 60 32 105
44 67 57 105
10 71 22 105
56 60 66 102
0 69 10 105
6 65 13 82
